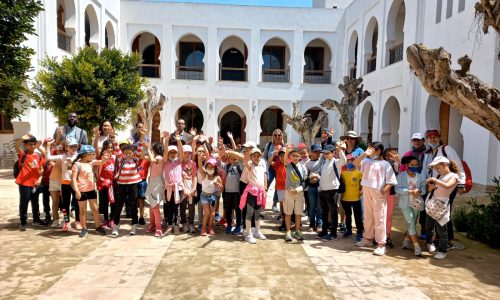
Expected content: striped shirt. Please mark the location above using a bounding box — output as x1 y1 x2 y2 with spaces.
115 142 143 185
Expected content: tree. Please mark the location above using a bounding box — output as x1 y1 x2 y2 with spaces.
33 47 146 134
136 85 166 135
0 0 44 119
474 0 500 59
282 100 327 146
406 43 500 140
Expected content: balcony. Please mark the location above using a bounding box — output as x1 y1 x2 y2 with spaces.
138 64 161 78
57 30 71 53
349 66 357 79
366 57 377 73
219 64 247 81
304 70 331 84
389 43 404 65
176 66 204 80
262 68 289 83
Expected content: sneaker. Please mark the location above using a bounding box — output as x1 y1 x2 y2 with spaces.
322 233 337 241
285 230 293 242
79 228 88 238
434 251 447 260
139 217 146 225
189 224 196 233
33 219 46 226
44 215 51 225
75 221 82 230
342 231 353 238
130 224 137 236
279 222 286 231
355 233 363 242
272 206 279 213
245 234 257 244
112 224 120 236
294 230 304 241
307 226 315 232
254 231 267 240
161 219 168 228
427 243 436 254
62 222 70 232
386 237 394 249
20 224 27 231
182 223 189 233
232 226 242 235
146 226 155 233
101 220 109 230
154 230 162 238
51 220 60 228
217 218 227 227
355 239 373 247
316 231 328 239
173 225 180 235
208 227 215 235
200 228 207 236
225 226 233 234
420 233 427 240
96 226 106 235
402 240 412 250
243 229 249 238
414 247 423 257
339 223 346 233
373 246 386 256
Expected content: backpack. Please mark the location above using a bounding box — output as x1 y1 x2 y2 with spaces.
114 157 140 180
13 153 42 178
441 145 473 193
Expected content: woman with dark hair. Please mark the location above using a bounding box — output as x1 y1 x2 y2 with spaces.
353 142 398 256
92 119 115 156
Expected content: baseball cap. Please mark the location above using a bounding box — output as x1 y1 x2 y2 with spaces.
297 143 307 150
411 133 425 140
425 129 440 138
428 156 450 166
182 145 192 153
250 148 262 155
346 154 355 160
242 141 257 148
311 144 322 152
66 137 78 146
321 128 328 133
206 158 218 167
321 145 335 153
167 145 178 152
79 145 95 155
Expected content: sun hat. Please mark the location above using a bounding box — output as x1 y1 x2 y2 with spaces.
340 130 361 141
428 156 450 166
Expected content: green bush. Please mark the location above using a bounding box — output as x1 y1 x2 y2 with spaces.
452 205 470 232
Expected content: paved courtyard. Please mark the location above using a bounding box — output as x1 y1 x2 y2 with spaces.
0 169 499 300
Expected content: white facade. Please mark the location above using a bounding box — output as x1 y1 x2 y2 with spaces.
2 0 499 189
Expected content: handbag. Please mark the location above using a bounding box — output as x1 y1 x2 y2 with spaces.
410 196 423 210
425 195 448 221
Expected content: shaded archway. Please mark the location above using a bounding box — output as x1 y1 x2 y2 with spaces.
176 105 204 133
305 107 328 138
219 36 248 81
304 38 332 83
360 101 374 143
260 106 286 145
105 21 115 49
218 105 246 146
386 0 405 65
176 34 205 80
132 32 161 78
348 31 358 79
56 0 76 52
262 37 291 82
84 4 99 49
364 17 378 74
381 97 400 147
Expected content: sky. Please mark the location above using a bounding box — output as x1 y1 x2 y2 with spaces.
151 0 313 8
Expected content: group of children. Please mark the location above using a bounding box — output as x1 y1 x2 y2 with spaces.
14 124 460 259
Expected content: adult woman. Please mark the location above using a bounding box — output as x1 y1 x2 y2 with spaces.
263 129 284 212
92 120 115 156
340 131 364 158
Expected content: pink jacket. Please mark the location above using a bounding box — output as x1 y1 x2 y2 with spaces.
163 159 184 203
239 184 266 210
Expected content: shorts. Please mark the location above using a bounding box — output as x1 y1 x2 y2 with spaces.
49 179 61 192
284 190 305 215
276 190 286 202
200 192 217 207
78 190 97 201
138 179 147 199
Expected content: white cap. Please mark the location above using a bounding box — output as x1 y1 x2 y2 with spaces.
182 145 192 153
242 141 257 148
167 145 178 152
428 156 450 166
411 133 425 140
250 147 262 155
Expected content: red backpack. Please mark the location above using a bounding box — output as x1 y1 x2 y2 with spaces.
442 145 473 193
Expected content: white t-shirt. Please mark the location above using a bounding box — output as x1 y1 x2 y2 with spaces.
360 158 398 190
246 160 267 188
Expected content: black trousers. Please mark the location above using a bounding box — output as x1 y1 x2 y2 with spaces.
98 188 114 221
341 200 363 234
114 183 138 225
61 184 78 222
164 190 181 226
224 192 242 227
319 189 338 234
426 216 448 253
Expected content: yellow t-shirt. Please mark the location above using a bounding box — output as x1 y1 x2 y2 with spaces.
341 170 362 201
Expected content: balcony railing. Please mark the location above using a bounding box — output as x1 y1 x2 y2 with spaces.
304 70 331 84
349 66 357 79
389 43 404 65
57 30 71 53
262 68 289 83
367 57 377 73
219 64 247 81
176 66 204 80
138 64 161 78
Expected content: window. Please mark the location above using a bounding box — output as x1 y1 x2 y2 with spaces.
304 47 324 71
179 42 205 67
0 114 13 133
178 106 204 132
263 46 285 70
446 0 453 19
105 27 109 49
260 109 283 135
436 0 443 23
458 0 465 12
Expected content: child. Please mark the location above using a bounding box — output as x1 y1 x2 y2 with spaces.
137 157 151 225
382 148 400 248
15 135 45 230
223 154 242 234
305 144 322 233
144 142 165 237
45 137 79 231
283 146 308 242
198 154 223 236
47 144 63 228
112 138 144 236
181 144 197 233
395 156 426 256
425 156 459 260
71 145 108 237
163 132 185 235
340 154 363 241
268 145 286 231
354 142 397 256
97 139 117 229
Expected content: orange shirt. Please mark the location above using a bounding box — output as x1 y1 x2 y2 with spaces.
15 151 44 187
274 160 286 190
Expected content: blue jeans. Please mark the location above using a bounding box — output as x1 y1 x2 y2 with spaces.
307 186 322 228
267 169 278 204
18 184 40 225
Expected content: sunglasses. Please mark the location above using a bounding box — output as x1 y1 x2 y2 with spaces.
273 134 282 137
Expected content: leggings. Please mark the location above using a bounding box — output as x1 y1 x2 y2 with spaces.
164 190 181 226
180 198 195 225
224 192 242 227
98 188 113 221
61 184 78 222
245 194 262 221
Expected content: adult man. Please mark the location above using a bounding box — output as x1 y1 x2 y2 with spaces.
131 121 151 145
53 112 88 146
169 119 192 145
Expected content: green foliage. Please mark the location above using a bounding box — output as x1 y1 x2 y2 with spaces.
0 0 44 119
33 47 146 133
458 177 500 249
452 205 470 233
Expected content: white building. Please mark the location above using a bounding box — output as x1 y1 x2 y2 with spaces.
1 0 499 190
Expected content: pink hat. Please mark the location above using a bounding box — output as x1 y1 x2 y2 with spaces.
206 158 218 167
